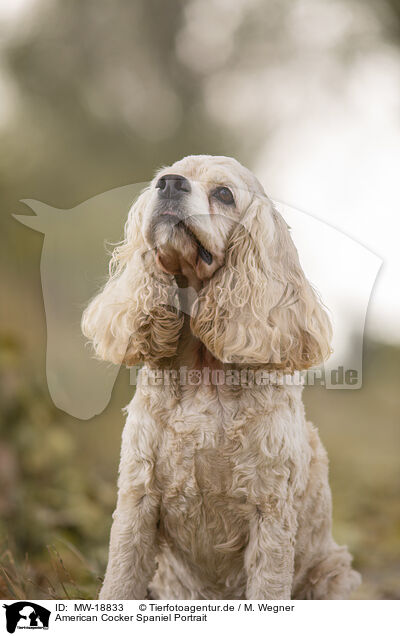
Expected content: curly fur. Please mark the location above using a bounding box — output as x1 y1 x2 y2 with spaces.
191 197 332 370
82 154 361 600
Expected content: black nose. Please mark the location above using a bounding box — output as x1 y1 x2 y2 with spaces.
156 174 191 199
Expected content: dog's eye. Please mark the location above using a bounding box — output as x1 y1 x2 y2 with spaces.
212 186 235 205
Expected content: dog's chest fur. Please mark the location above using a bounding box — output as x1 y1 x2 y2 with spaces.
156 385 251 548
137 379 309 595
149 384 252 595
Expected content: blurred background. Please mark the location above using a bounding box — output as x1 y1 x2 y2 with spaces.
0 0 399 599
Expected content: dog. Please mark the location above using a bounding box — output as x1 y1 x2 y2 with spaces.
82 154 361 599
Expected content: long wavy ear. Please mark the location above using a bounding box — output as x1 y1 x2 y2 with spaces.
191 195 332 371
82 190 183 366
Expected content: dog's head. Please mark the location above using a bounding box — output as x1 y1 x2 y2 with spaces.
82 154 332 370
143 155 263 283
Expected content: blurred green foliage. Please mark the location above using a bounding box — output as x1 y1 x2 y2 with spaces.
0 331 116 598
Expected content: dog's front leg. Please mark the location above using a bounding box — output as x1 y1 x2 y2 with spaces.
245 506 296 600
99 406 161 600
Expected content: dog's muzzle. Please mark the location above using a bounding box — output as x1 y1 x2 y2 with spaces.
151 177 213 266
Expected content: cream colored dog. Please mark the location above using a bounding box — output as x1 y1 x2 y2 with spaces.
82 154 361 600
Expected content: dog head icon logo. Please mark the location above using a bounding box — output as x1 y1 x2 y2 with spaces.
3 602 50 633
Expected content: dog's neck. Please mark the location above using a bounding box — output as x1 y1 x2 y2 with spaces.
174 271 203 294
175 313 222 371
171 272 221 370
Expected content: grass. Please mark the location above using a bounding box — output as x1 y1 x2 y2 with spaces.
0 541 102 600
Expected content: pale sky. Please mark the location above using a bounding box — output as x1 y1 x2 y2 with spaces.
0 0 36 20
255 46 400 344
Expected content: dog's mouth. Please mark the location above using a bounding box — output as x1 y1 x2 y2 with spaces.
174 219 213 265
153 210 213 266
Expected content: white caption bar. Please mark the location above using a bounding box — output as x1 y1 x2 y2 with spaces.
1 599 398 635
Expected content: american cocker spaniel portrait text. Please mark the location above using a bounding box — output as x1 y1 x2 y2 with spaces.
82 154 361 600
